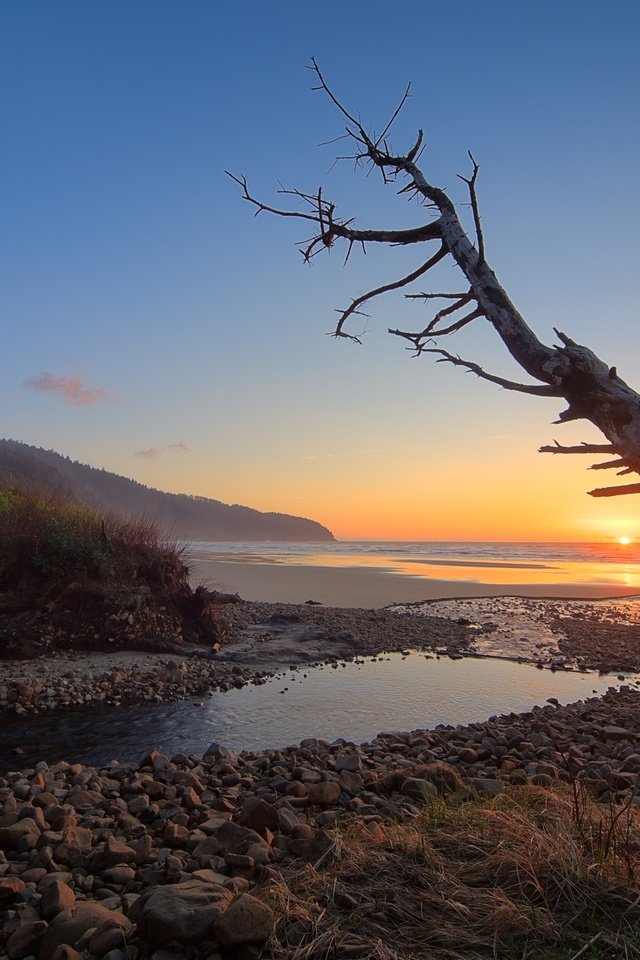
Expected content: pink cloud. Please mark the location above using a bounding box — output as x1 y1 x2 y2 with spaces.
135 447 161 461
134 441 190 461
25 372 115 406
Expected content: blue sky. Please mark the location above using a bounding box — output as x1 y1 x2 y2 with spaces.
1 0 639 539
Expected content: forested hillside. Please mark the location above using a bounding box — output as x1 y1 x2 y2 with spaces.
0 440 334 542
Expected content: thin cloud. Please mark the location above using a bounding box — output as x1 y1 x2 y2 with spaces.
135 447 161 461
134 440 190 461
25 372 115 406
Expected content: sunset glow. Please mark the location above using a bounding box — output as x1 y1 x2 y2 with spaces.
1 4 638 544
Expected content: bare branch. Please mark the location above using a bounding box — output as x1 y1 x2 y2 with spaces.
589 458 629 471
422 349 563 396
309 58 363 133
375 83 412 147
539 443 616 455
228 173 444 250
390 303 485 345
457 151 485 264
589 484 640 498
425 306 484 338
405 291 469 301
335 244 448 338
226 172 323 224
423 292 475 334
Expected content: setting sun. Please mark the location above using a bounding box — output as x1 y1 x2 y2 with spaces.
619 537 632 545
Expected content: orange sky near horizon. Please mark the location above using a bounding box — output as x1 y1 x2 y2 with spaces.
130 439 639 543
4 5 638 548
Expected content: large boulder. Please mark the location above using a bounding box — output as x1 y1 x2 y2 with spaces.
136 880 232 948
235 796 279 835
39 903 127 960
0 818 41 849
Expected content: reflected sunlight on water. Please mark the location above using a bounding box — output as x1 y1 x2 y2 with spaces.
189 541 640 589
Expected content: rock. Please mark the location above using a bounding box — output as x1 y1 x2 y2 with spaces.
224 852 254 869
137 880 232 948
400 778 437 802
163 822 190 848
6 920 48 959
50 947 84 960
235 796 279 835
603 725 633 741
0 817 41 848
335 754 362 773
39 903 127 960
213 893 274 945
418 762 466 795
101 836 137 867
306 781 341 806
469 778 504 797
203 743 239 764
277 807 301 835
55 826 93 866
103 864 136 885
87 915 134 957
244 841 273 865
41 879 76 920
287 830 333 862
339 770 363 794
0 875 26 901
201 820 263 856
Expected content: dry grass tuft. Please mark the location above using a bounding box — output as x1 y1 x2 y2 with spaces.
263 786 640 960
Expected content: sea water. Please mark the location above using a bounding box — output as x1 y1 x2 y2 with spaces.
188 540 640 592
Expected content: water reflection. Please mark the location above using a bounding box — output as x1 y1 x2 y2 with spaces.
189 541 640 589
2 653 635 772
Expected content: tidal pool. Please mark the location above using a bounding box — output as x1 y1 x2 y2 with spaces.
1 652 635 772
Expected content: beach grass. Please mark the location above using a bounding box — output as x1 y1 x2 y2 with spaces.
264 784 640 959
0 484 184 593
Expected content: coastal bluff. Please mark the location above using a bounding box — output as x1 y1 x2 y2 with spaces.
0 440 334 542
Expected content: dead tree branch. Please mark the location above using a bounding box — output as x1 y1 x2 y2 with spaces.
539 443 616 455
230 63 640 497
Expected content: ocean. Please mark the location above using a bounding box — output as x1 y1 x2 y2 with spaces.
188 540 640 598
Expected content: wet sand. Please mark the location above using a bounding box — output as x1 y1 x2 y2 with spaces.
189 557 640 608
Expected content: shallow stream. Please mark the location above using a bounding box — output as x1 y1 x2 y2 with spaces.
2 653 636 772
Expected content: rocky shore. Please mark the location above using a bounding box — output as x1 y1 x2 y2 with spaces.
0 602 476 716
7 594 640 718
1 685 640 959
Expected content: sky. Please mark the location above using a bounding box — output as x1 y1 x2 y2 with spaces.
1 0 639 541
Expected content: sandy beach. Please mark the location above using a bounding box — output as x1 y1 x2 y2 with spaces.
189 556 640 608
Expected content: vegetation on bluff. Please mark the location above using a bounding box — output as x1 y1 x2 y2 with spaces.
0 486 223 658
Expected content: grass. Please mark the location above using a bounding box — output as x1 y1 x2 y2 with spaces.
0 484 185 594
263 784 640 960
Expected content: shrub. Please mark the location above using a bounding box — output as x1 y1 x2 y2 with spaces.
0 485 183 592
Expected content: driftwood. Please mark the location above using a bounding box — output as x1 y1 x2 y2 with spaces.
229 61 640 497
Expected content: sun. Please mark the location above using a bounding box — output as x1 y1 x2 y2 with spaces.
618 536 632 545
